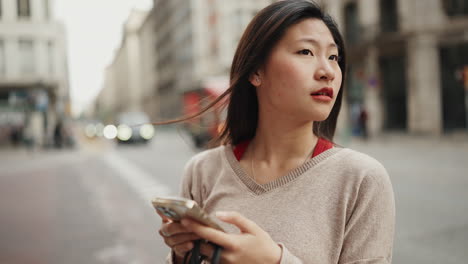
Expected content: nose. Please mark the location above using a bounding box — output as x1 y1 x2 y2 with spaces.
314 58 336 82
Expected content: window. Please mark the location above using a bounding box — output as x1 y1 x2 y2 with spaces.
0 40 5 75
344 2 360 45
47 41 54 75
442 0 468 17
18 39 35 74
44 0 50 20
17 0 31 18
380 0 398 33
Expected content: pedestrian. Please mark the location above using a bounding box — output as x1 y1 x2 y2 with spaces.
156 1 395 263
54 119 63 149
358 105 369 140
9 125 22 146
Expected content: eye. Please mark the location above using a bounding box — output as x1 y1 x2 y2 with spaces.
329 55 340 61
298 49 313 56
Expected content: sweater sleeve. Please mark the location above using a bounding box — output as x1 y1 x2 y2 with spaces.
338 164 395 264
278 243 303 264
180 154 206 204
165 157 201 264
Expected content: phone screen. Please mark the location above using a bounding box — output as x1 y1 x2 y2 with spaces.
155 205 185 221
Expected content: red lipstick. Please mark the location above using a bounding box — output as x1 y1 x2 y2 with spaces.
310 87 334 102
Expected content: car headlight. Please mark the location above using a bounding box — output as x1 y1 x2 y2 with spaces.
103 125 117 139
139 124 154 140
117 124 132 141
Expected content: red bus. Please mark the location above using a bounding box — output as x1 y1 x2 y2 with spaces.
183 77 229 148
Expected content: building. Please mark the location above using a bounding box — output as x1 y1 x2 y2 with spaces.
96 65 117 123
139 10 158 122
96 0 274 123
338 0 468 136
152 0 272 120
0 0 70 146
96 9 154 123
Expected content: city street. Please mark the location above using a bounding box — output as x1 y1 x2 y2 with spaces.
0 128 467 264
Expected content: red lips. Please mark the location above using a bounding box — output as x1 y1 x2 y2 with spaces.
310 87 334 102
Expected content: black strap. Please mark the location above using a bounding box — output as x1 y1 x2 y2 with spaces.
210 243 222 264
184 240 222 264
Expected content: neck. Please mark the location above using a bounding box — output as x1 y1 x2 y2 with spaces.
249 117 318 166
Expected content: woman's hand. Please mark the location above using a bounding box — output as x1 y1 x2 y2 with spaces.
181 211 282 264
157 211 201 261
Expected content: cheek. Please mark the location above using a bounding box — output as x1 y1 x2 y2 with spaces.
267 51 296 74
334 69 343 92
266 59 304 94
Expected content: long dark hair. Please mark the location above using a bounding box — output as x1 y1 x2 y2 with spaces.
154 0 346 146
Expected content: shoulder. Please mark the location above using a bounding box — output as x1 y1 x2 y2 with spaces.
185 145 226 168
184 145 228 178
331 148 392 188
331 149 395 224
336 148 386 171
180 145 232 203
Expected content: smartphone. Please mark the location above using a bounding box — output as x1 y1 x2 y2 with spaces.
152 196 224 231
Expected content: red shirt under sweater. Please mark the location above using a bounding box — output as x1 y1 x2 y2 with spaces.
233 137 333 161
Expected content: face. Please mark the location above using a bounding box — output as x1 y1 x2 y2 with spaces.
252 18 342 122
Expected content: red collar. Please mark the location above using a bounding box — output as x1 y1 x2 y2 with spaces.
233 137 333 161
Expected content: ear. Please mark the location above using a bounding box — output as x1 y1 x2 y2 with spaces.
249 71 262 87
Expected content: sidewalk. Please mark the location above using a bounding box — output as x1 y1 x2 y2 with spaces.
344 133 468 264
346 132 468 152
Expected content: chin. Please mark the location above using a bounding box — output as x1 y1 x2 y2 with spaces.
308 109 332 122
314 116 330 122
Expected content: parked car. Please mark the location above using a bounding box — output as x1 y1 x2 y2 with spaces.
115 111 155 144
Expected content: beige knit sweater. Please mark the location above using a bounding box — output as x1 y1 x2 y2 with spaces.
166 145 395 263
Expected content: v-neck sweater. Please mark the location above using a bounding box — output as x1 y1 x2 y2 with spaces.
168 145 395 263
233 137 334 162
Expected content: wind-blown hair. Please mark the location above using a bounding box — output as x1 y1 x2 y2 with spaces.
154 0 346 146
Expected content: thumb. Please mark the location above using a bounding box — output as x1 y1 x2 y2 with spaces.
216 211 258 234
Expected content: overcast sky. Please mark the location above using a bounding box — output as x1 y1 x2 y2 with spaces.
54 0 152 116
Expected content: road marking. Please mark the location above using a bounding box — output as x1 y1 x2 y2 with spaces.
103 152 172 202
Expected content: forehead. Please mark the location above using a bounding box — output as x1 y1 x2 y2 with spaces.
281 18 336 47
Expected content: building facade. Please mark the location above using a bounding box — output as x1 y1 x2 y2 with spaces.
96 9 153 123
139 10 158 122
152 0 272 120
339 0 468 136
0 0 70 146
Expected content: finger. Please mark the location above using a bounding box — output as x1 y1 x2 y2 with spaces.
215 211 257 234
161 221 191 237
173 241 194 257
181 219 233 249
156 210 171 223
158 229 169 238
165 233 201 247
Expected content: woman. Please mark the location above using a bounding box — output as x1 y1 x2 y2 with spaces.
158 0 395 263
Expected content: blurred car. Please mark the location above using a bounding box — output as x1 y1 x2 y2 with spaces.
115 111 155 144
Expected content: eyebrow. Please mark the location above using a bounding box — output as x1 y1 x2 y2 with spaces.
297 38 337 49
